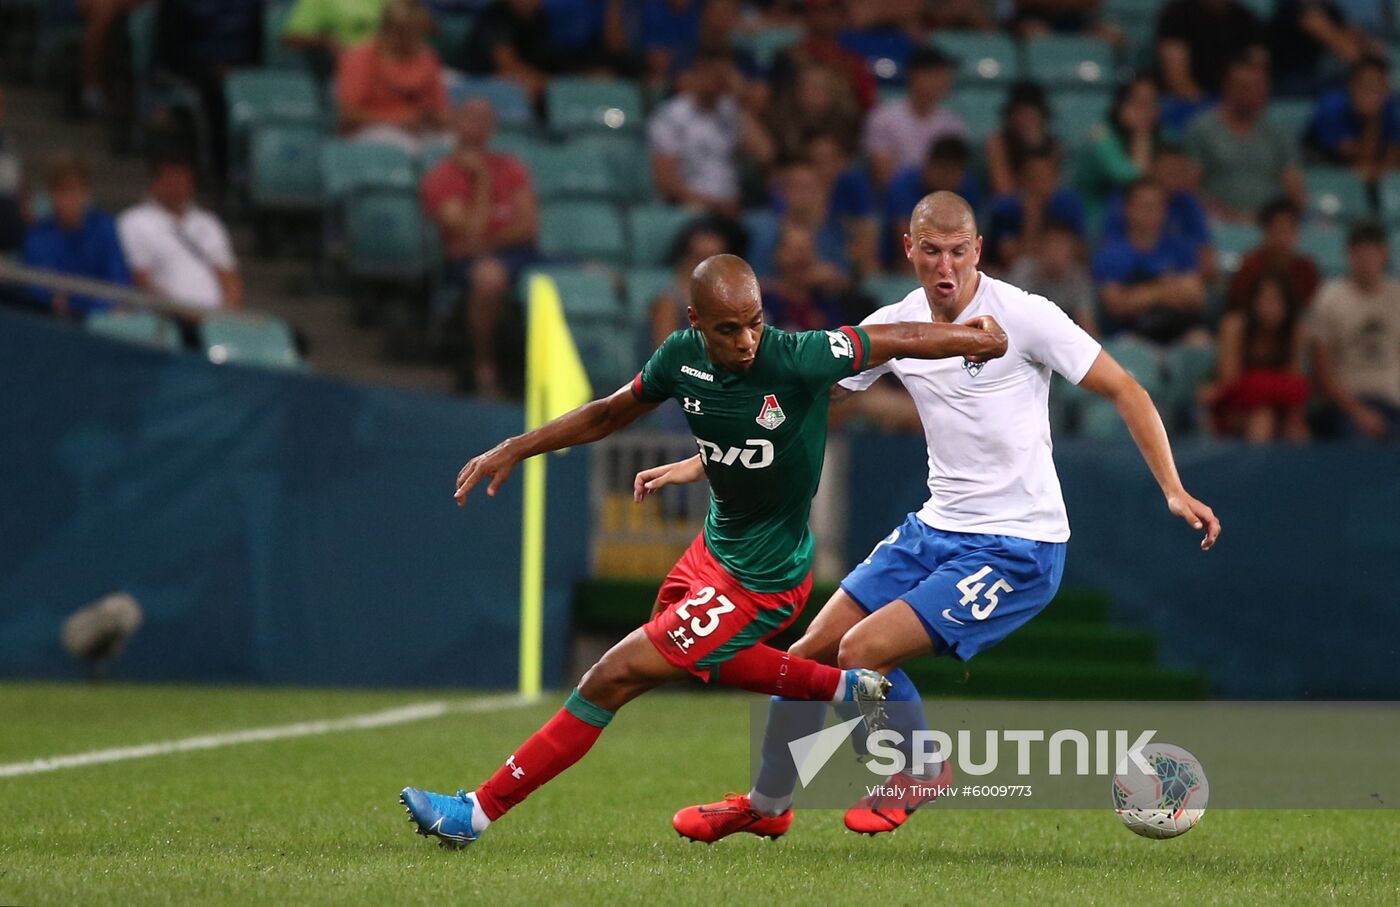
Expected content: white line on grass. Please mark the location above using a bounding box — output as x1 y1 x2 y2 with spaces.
0 693 536 779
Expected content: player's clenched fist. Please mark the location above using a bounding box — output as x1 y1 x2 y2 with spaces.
962 315 1007 363
455 440 520 505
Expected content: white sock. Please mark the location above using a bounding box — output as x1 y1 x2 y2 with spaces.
747 788 792 817
831 669 852 703
463 791 492 834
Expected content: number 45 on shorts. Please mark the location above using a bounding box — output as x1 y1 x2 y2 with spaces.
955 566 1014 621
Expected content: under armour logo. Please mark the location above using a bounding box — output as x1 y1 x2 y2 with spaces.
507 754 524 779
669 626 696 651
962 360 985 377
683 397 702 414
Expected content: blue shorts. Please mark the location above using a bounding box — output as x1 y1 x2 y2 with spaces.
840 513 1067 661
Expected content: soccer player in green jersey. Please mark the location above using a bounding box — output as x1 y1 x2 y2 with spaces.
399 253 1007 848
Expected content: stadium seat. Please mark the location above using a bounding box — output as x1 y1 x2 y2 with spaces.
1210 221 1263 275
624 267 675 319
431 11 476 71
1304 167 1370 223
1299 221 1348 277
569 317 637 392
320 140 416 200
343 190 429 281
732 26 801 69
446 76 534 131
546 78 645 134
1103 335 1164 396
626 205 696 267
199 314 302 370
539 201 628 265
1024 35 1115 88
1267 98 1314 144
929 31 1020 85
225 69 322 132
86 309 181 351
841 30 916 84
416 136 455 174
1379 172 1400 225
568 133 650 202
1049 87 1113 149
946 86 1006 142
1163 340 1217 432
262 1 305 71
522 265 619 317
861 274 919 307
249 123 322 211
528 142 624 201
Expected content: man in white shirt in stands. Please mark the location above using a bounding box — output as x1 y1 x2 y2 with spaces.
645 192 1222 843
118 148 243 310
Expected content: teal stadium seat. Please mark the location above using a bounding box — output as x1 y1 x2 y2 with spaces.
447 76 534 131
1210 221 1262 276
1268 98 1314 144
522 266 619 317
320 140 416 200
732 26 801 69
416 137 455 174
262 0 304 71
343 190 429 281
930 32 1020 85
249 123 322 211
1164 341 1217 432
1304 166 1370 223
861 274 920 308
1379 172 1400 225
1299 222 1348 277
946 86 1006 142
86 310 181 351
624 267 675 320
199 314 302 370
570 318 637 392
538 201 628 265
431 11 476 71
569 133 650 202
1024 35 1115 89
1103 335 1164 397
626 205 696 267
529 141 623 200
1050 87 1113 149
546 78 645 135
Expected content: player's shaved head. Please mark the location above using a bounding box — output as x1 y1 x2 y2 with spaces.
910 191 977 237
688 254 764 373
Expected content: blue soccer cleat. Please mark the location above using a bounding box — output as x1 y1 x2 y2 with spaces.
400 786 482 849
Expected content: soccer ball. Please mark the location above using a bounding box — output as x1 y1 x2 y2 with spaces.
1111 743 1208 839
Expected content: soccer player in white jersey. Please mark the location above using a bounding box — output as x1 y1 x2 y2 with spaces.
643 191 1222 842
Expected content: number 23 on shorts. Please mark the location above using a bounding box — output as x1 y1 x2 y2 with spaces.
955 566 1014 620
676 586 737 637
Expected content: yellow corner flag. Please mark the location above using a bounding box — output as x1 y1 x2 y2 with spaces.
519 274 592 698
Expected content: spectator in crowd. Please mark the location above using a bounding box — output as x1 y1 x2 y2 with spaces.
282 0 391 73
1305 56 1400 182
641 0 704 90
0 86 24 254
1102 144 1210 258
22 155 131 320
1092 178 1207 344
1185 59 1305 223
421 98 537 397
1207 271 1311 442
649 50 775 218
1155 0 1267 125
1077 75 1161 215
1006 217 1098 336
771 63 862 164
985 80 1061 199
1269 0 1378 98
78 0 143 116
1009 0 1120 42
152 0 263 183
118 148 242 310
862 47 965 188
1309 221 1400 439
1226 197 1321 314
749 161 854 278
924 0 997 30
462 0 562 104
648 221 730 349
806 133 879 277
770 0 877 113
984 149 1086 271
759 222 866 332
336 0 449 154
883 136 980 267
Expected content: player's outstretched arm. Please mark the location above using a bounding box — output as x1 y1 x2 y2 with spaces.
455 384 658 505
863 316 1008 369
1078 351 1222 550
633 455 705 502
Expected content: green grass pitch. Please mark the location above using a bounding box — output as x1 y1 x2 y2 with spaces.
1 683 1397 906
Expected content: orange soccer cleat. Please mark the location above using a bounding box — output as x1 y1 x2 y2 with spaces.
844 759 955 835
672 793 794 843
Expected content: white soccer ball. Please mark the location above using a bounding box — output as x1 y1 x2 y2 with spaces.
1111 743 1208 839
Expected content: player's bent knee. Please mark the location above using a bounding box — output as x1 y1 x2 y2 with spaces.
835 630 888 673
469 258 509 298
788 633 837 665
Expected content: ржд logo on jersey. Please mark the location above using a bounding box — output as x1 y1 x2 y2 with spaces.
696 437 774 469
826 330 854 359
756 394 786 430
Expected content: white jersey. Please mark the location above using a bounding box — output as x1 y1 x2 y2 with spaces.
841 273 1102 542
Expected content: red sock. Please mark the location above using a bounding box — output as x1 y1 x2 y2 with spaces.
475 689 613 821
713 645 843 700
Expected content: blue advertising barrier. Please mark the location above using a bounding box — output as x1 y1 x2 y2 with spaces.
843 432 1400 698
0 310 588 688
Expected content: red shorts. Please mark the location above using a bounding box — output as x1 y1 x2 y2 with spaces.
643 534 812 681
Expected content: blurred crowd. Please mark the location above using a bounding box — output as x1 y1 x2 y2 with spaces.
1 0 1398 441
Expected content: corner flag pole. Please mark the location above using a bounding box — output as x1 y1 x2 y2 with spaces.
519 275 591 698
